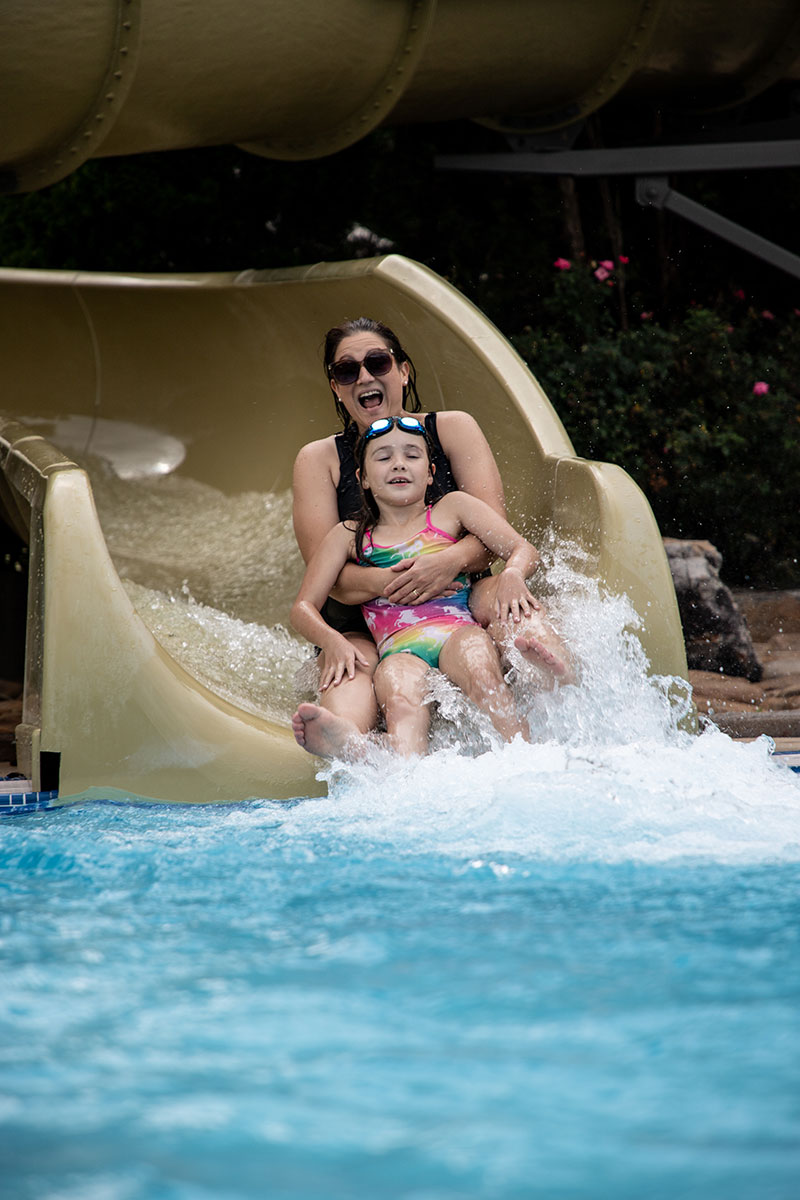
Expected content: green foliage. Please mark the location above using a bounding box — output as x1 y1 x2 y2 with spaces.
512 260 800 585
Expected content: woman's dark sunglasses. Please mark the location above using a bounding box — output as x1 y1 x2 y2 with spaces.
329 348 395 385
363 415 425 443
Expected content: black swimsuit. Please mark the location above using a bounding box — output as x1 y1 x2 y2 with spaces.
321 413 456 636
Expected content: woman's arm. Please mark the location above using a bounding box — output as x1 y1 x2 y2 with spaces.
290 523 372 689
436 410 507 515
383 410 507 605
292 438 395 604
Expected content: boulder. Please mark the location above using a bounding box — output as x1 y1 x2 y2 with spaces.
663 538 762 681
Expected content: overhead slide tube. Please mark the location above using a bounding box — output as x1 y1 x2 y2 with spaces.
3 1 800 193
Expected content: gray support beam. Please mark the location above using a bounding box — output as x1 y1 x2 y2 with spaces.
636 176 800 282
436 139 800 177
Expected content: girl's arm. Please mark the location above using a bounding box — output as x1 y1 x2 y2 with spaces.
290 523 372 690
383 411 506 605
439 492 541 623
292 439 398 604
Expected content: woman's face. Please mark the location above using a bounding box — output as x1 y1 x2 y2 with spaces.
329 332 410 432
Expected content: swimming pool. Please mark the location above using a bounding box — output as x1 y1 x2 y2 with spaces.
2 727 799 1200
3 479 799 1198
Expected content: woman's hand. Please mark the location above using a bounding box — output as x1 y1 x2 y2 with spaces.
493 567 540 623
383 555 464 605
319 634 372 691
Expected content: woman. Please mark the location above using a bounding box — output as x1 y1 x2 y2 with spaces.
291 317 571 759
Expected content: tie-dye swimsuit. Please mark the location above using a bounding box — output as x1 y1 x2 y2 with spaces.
359 507 478 668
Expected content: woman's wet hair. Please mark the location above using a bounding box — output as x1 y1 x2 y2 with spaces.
348 421 441 561
322 317 422 429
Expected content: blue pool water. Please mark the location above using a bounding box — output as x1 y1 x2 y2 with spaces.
2 729 800 1200
3 557 800 1198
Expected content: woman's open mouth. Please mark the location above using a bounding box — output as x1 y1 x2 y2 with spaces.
358 389 383 410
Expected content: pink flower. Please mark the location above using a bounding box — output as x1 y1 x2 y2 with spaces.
752 381 770 395
618 254 630 264
733 288 746 301
599 259 614 271
761 310 775 320
594 266 610 281
640 311 653 321
725 325 734 333
553 257 571 271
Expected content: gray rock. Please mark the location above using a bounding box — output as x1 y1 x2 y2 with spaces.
664 538 762 681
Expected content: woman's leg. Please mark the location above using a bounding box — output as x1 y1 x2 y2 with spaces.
372 653 432 756
292 632 378 760
469 576 575 686
438 625 529 742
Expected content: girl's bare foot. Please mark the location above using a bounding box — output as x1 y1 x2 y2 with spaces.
291 703 363 760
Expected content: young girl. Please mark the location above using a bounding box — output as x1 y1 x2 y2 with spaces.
291 415 568 759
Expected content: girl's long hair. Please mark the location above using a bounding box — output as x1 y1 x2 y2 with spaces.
323 317 422 430
349 424 442 562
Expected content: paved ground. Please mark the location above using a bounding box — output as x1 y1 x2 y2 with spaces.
696 590 800 739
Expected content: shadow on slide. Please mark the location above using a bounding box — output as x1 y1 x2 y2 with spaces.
0 254 687 806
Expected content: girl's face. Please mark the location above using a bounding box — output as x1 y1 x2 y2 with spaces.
360 431 433 508
329 332 410 432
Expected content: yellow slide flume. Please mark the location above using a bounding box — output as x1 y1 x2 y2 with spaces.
0 255 686 805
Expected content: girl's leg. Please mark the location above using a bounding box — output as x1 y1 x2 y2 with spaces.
292 633 378 760
318 633 380 730
438 625 529 742
373 653 432 756
469 576 575 686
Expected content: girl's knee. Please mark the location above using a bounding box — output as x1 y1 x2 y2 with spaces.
443 626 503 674
443 627 513 704
374 654 430 708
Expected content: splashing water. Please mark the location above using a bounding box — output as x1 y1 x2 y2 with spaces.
85 454 800 871
307 544 800 869
89 455 306 626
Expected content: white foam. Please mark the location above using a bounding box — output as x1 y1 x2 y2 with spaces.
305 555 800 865
297 731 800 866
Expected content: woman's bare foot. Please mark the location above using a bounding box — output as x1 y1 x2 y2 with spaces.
291 703 363 760
513 635 575 686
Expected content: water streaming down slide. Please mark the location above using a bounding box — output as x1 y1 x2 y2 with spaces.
3 1 800 805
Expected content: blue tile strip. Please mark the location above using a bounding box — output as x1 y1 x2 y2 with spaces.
0 787 60 814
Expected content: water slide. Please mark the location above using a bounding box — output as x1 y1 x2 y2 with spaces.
3 2 798 807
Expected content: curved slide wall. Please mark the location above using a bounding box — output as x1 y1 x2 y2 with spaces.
3 1 800 192
0 255 687 804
